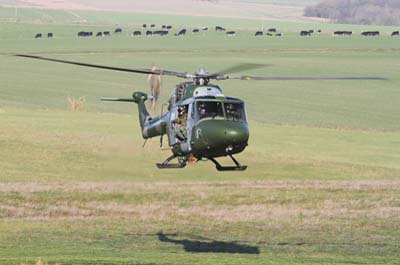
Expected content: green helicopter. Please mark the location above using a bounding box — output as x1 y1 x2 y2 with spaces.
15 54 385 171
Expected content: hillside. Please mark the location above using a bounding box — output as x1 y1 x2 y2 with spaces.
0 0 324 23
305 0 400 26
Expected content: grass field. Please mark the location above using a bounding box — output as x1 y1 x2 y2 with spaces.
0 7 400 265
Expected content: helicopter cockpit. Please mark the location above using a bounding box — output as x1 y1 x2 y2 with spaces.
195 100 247 122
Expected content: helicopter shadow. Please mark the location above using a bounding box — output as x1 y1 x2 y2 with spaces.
157 232 260 254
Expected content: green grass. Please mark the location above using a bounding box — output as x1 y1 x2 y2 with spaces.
0 8 400 265
0 108 399 264
1 20 399 130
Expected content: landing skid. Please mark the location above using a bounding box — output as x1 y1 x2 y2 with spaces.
156 154 188 169
209 155 247 171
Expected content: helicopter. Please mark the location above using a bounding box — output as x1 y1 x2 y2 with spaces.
15 54 385 171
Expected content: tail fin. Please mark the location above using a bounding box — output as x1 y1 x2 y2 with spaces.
131 92 151 130
101 92 167 139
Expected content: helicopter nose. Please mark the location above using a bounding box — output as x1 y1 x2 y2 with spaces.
193 120 249 154
223 126 248 144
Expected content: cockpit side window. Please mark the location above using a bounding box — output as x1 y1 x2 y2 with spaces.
224 102 246 121
197 101 224 120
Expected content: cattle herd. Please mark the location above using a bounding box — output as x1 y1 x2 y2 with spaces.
33 24 400 39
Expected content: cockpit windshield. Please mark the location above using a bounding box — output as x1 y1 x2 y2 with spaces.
196 100 246 122
197 101 224 120
224 102 246 121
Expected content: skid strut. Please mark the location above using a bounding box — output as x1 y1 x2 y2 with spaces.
209 155 247 171
156 154 187 169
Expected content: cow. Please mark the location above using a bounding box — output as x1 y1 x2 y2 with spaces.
317 29 322 33
47 33 53 38
114 28 122 33
266 32 273 36
166 25 172 30
361 31 379 36
216 26 225 31
275 33 283 37
153 30 169 36
255 31 263 36
175 29 187 36
146 30 153 36
77 31 91 37
192 29 200 33
132 31 141 36
333 31 352 36
226 31 236 36
391 31 399 36
143 24 147 28
300 30 311 36
150 24 155 28
103 31 111 36
34 33 42 38
96 32 103 37
202 26 208 31
267 28 277 33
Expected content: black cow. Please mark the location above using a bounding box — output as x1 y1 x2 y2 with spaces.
266 32 273 36
146 30 153 36
317 29 322 33
143 24 147 28
333 31 352 36
166 25 172 30
226 31 236 36
300 30 311 36
150 24 155 28
96 32 103 37
216 26 225 31
103 31 111 36
267 28 277 33
162 25 166 29
275 33 283 37
114 28 122 33
132 31 141 36
34 33 42 38
192 29 200 33
77 31 91 37
202 26 208 31
361 31 380 36
153 30 169 36
47 33 53 38
255 31 263 36
175 29 187 36
391 31 399 36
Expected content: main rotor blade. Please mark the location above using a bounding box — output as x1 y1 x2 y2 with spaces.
14 54 189 78
228 75 387 81
215 63 271 75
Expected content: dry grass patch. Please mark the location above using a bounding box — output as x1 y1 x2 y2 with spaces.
1 180 400 193
67 96 86 112
1 180 399 226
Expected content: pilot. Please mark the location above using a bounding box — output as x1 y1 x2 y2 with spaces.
198 103 206 119
226 103 238 120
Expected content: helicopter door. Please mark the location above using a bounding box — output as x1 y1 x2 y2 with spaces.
169 105 189 146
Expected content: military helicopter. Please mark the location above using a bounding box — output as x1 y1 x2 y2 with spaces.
15 54 385 171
